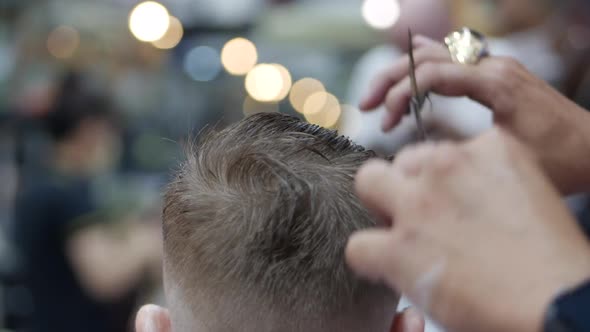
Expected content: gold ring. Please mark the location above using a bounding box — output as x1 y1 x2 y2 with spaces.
444 27 489 65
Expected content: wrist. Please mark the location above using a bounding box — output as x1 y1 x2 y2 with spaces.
569 109 590 193
577 110 590 191
547 106 590 194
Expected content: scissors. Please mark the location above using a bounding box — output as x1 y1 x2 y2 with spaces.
408 29 429 141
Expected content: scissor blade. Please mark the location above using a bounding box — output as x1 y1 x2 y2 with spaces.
412 100 427 141
408 29 419 101
408 29 428 141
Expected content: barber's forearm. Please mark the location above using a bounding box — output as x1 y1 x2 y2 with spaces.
549 106 590 195
573 109 590 192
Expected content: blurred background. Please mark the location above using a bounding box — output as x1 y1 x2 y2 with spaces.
1 0 590 331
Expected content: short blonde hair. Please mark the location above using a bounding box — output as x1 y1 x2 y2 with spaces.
163 113 397 331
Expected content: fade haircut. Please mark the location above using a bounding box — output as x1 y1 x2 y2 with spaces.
163 113 398 332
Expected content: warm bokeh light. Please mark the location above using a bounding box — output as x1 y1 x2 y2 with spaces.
304 92 342 128
245 64 285 102
47 25 80 59
221 38 258 75
243 96 279 117
302 91 329 115
271 64 292 102
362 0 401 30
183 46 221 82
129 1 170 42
152 16 183 49
289 78 325 113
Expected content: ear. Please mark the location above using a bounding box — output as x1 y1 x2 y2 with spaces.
135 304 172 332
390 307 425 332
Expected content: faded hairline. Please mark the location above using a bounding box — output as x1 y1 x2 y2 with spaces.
162 113 398 331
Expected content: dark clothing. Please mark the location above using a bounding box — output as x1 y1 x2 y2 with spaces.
580 200 590 238
13 174 134 332
545 279 590 332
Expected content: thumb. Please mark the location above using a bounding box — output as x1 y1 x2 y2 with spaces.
355 160 399 221
391 307 426 332
135 305 171 332
346 229 396 285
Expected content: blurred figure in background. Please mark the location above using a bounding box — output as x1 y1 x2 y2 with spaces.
12 73 162 332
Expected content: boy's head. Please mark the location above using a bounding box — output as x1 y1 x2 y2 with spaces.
149 113 399 332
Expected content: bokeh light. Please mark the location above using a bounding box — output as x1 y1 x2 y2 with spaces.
129 1 170 42
221 38 258 75
245 64 285 102
304 92 342 128
362 0 401 30
303 91 338 115
243 96 279 117
302 91 329 115
271 64 292 102
289 78 325 113
47 25 80 59
183 46 221 82
152 16 184 50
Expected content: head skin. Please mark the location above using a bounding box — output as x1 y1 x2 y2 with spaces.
152 113 400 332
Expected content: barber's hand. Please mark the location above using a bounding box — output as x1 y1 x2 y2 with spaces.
361 36 590 194
391 307 425 332
136 305 171 332
346 129 590 332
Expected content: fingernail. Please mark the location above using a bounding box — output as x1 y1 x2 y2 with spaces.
403 308 423 330
359 98 370 111
143 307 159 332
382 114 394 132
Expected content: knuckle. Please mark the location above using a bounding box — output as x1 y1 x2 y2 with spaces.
394 223 420 245
384 84 403 105
491 57 522 76
495 129 532 161
417 62 439 79
407 189 439 218
395 143 437 176
430 142 464 174
486 59 523 114
416 45 446 62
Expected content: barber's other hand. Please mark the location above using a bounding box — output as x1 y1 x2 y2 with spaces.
391 307 425 332
136 305 171 332
361 36 590 194
346 129 590 332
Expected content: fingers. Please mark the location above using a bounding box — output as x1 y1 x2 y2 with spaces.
466 127 540 179
394 143 437 177
355 159 398 219
360 36 528 133
360 41 450 111
391 307 426 332
350 144 454 308
382 62 495 131
351 151 432 288
135 305 171 332
346 229 396 284
360 71 402 112
413 35 439 49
